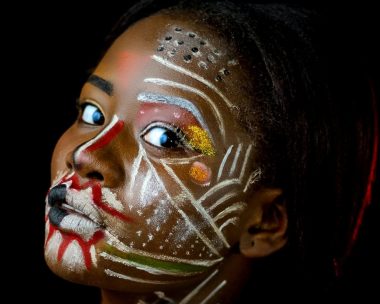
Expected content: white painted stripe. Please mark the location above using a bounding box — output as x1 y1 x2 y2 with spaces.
100 252 199 276
179 269 219 304
243 168 262 192
102 188 124 212
217 145 233 181
144 77 225 140
219 217 239 231
129 149 143 194
161 161 231 248
90 245 97 267
199 280 227 304
151 56 233 108
75 115 119 157
239 144 253 181
229 144 242 176
207 192 238 212
213 202 247 222
161 154 203 165
105 269 172 284
140 170 152 199
197 179 240 206
126 145 224 257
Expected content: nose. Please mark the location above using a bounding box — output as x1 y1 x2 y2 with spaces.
66 118 125 187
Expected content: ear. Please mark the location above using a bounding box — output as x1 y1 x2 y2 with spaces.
239 188 287 258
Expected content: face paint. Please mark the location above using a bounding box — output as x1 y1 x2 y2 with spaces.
48 15 260 300
186 125 215 156
189 161 212 186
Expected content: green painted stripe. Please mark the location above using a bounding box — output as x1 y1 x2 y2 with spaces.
104 244 207 274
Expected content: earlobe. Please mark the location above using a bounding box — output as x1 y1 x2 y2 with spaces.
239 188 288 258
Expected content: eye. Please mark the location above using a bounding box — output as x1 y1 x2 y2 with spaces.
141 123 187 149
80 103 105 125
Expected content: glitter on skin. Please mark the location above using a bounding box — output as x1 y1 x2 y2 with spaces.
186 125 215 156
189 162 212 185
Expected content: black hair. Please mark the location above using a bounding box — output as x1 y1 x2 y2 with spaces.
103 0 378 294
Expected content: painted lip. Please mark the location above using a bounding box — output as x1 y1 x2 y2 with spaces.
47 184 104 240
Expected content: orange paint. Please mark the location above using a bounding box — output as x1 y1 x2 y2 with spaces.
189 161 212 186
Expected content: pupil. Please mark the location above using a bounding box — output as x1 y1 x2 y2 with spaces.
160 131 178 148
92 110 104 125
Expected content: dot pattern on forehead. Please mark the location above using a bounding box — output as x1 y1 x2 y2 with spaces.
155 25 239 83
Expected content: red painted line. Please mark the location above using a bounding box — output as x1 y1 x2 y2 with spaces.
86 120 124 152
92 184 133 222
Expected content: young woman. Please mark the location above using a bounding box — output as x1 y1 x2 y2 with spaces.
44 1 378 302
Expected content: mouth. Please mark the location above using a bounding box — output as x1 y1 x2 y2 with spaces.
47 184 104 240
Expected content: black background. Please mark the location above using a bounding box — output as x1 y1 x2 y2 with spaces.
6 1 379 302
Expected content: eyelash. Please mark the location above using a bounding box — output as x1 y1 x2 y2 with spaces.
140 122 193 151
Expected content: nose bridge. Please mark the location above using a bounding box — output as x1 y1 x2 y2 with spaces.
72 115 125 186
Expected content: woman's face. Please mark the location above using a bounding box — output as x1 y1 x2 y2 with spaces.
45 13 259 292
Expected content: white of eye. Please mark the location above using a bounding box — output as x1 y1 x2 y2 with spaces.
143 126 180 148
81 103 104 125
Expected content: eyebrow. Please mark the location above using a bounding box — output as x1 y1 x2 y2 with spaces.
137 92 209 132
87 74 114 96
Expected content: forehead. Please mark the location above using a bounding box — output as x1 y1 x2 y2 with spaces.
98 13 244 94
93 13 252 144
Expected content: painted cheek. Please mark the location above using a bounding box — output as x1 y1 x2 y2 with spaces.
189 161 212 186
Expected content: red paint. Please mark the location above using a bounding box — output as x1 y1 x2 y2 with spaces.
85 120 124 152
46 223 104 270
136 103 201 132
92 183 132 222
350 82 379 246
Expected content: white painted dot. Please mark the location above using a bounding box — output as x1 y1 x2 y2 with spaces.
173 251 178 255
136 231 142 237
148 234 153 241
209 253 213 257
186 251 190 255
154 208 159 215
169 232 173 236
173 112 181 118
195 240 199 244
137 210 143 216
165 239 169 243
176 244 182 248
191 244 194 248
142 243 146 247
159 245 164 250
146 218 151 224
129 241 134 247
199 253 202 257
156 226 160 232
202 246 205 251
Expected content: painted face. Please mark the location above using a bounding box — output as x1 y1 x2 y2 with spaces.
45 13 261 293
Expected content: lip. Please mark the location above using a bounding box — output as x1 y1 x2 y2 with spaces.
47 184 104 240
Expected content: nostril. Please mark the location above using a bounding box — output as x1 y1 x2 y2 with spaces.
86 171 104 181
66 161 73 170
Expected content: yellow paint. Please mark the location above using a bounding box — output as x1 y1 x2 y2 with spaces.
186 125 215 156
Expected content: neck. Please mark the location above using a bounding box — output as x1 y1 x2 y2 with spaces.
101 253 252 304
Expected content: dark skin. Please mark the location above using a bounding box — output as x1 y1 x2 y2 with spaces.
45 13 287 304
